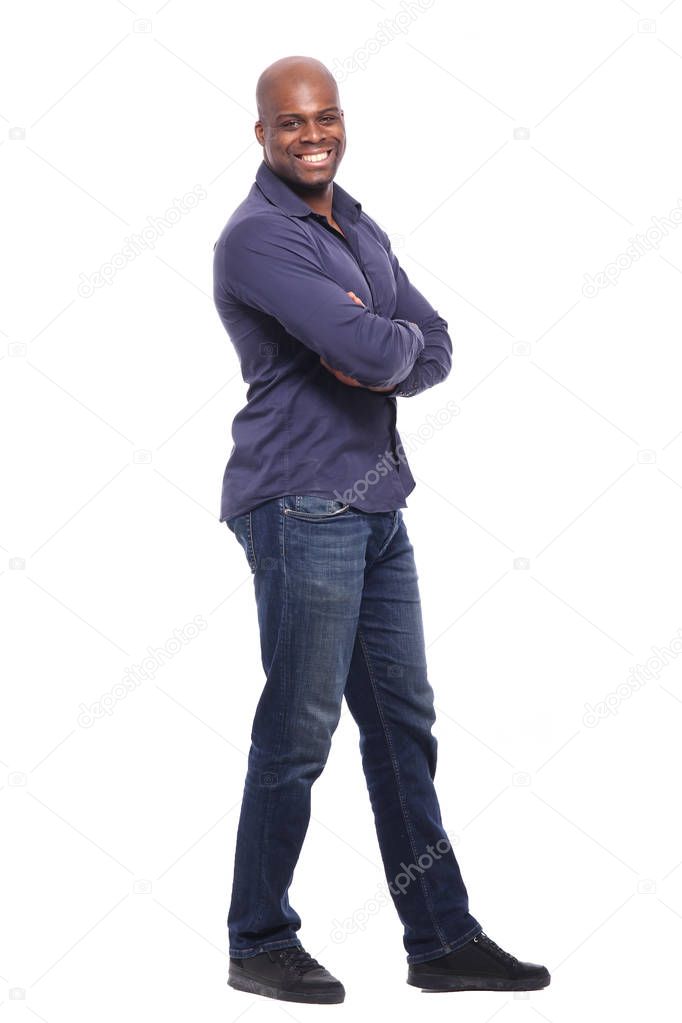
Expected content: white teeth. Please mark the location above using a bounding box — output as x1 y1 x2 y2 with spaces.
299 150 331 163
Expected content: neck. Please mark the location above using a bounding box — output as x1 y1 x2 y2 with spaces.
290 181 334 220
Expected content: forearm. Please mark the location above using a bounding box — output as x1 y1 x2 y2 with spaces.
325 314 452 398
320 290 423 391
382 316 452 397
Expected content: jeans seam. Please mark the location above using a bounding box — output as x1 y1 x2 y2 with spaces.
248 505 288 933
375 509 400 562
246 510 257 572
356 626 449 948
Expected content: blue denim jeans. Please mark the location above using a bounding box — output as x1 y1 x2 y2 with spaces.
224 494 482 965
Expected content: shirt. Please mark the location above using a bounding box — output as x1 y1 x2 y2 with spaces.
213 158 453 523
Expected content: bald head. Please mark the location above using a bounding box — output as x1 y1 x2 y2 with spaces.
254 55 346 194
256 56 339 123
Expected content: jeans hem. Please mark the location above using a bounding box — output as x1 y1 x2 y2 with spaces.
405 921 484 965
229 938 303 960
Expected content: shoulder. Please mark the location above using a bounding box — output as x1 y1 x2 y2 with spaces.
215 206 311 258
213 209 322 300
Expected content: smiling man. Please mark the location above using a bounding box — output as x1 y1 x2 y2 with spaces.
213 55 550 1005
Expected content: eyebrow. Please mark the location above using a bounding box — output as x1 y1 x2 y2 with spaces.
276 107 340 119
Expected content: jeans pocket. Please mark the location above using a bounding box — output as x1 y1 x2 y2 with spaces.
227 512 257 573
282 494 351 521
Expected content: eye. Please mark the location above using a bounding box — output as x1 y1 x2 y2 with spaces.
280 115 337 129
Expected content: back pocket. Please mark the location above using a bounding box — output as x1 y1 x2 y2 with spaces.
282 494 351 521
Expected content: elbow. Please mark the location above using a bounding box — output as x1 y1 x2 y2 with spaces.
441 345 453 383
431 321 453 384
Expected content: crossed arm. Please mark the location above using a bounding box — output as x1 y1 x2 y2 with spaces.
319 291 397 393
319 232 453 398
215 217 451 397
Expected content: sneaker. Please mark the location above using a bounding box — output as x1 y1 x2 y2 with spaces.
407 930 551 992
228 945 345 1003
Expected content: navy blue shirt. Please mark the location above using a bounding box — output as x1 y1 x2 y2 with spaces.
213 159 452 522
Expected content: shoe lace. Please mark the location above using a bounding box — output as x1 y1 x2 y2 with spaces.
275 947 322 975
474 932 518 965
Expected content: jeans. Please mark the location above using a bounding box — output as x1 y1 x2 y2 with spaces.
224 494 482 965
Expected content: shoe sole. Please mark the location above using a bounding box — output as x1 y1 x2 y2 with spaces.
407 972 550 992
228 971 345 1004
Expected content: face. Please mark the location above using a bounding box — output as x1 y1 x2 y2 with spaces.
255 77 346 190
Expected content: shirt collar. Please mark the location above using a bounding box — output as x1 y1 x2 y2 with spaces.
255 158 362 223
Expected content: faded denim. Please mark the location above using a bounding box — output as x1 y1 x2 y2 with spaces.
225 494 482 965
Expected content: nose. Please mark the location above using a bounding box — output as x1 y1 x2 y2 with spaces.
298 119 326 144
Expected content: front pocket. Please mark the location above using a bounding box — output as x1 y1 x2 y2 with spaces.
283 494 351 521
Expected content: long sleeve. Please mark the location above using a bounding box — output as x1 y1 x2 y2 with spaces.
215 216 425 391
377 229 453 398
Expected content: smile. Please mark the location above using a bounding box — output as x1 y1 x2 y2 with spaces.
294 149 333 165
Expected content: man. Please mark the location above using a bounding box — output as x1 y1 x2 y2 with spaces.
213 54 550 1004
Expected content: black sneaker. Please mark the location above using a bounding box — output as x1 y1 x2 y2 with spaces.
228 945 345 1003
407 931 551 992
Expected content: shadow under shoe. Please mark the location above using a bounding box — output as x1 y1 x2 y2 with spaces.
407 931 551 992
228 945 345 1004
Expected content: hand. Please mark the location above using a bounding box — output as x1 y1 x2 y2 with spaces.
319 291 396 393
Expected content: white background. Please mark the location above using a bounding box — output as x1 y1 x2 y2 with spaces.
2 0 682 1019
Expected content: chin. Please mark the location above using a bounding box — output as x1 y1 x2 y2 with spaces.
292 164 336 184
